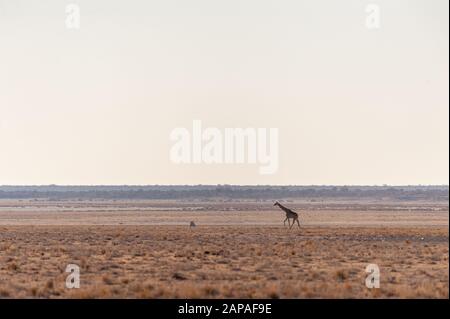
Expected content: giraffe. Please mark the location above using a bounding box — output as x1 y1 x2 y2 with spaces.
274 201 300 229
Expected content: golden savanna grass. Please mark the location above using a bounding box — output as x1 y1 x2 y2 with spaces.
0 224 447 298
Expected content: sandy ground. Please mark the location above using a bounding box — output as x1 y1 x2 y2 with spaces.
0 200 447 226
0 200 447 298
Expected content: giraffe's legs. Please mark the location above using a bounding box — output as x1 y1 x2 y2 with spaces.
283 217 289 227
296 218 301 229
289 219 294 229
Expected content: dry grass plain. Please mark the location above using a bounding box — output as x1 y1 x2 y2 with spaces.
0 200 448 298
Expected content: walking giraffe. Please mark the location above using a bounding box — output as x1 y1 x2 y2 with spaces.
274 201 301 229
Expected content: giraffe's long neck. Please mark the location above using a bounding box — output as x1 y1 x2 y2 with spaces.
276 203 289 213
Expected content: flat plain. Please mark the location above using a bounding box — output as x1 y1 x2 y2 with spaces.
0 200 448 298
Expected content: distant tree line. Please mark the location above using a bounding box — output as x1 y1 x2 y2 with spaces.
0 185 447 201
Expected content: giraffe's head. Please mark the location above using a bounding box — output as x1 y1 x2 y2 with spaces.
273 201 279 206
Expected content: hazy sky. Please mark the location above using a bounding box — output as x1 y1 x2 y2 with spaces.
0 0 448 185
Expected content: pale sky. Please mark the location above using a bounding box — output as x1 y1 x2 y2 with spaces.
0 0 448 185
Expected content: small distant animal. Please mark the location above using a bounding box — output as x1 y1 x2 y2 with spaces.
189 221 196 228
274 201 301 229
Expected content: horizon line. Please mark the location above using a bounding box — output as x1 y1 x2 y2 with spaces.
1 184 448 187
